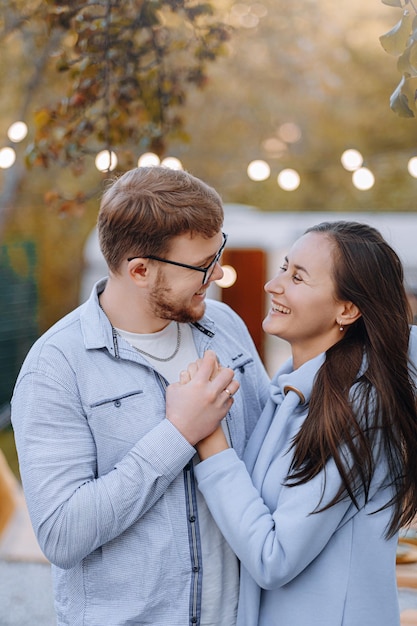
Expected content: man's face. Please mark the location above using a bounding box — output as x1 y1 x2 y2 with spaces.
147 232 225 323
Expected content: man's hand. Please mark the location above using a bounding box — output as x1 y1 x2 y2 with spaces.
166 351 239 445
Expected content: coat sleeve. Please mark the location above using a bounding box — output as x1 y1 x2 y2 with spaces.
409 324 417 381
195 447 390 589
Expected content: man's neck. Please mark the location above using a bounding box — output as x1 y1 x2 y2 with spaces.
99 279 169 334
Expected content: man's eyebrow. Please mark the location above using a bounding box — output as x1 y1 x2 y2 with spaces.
198 253 214 265
195 248 220 267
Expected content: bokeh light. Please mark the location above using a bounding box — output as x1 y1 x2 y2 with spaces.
278 122 302 144
7 121 28 143
341 148 363 171
161 156 183 170
352 167 375 190
247 159 270 181
0 147 16 169
408 157 417 178
95 150 117 172
215 265 237 288
261 137 287 157
138 152 160 167
277 168 300 191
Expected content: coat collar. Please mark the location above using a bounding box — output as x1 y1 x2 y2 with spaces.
270 352 325 408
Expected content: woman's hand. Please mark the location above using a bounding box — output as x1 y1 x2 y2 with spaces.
166 350 239 445
196 425 229 460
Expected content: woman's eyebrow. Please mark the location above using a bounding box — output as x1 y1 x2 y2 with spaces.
285 256 310 276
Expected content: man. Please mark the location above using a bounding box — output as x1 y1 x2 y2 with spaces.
11 166 270 626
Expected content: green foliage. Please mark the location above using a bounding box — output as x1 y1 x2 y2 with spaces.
11 0 231 213
380 0 417 117
0 242 38 406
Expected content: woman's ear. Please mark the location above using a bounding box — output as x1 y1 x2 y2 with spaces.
339 301 362 327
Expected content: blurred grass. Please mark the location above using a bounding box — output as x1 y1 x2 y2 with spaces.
0 427 20 480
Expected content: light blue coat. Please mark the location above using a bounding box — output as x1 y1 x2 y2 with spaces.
195 327 417 626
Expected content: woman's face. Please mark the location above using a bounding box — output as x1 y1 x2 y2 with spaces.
263 231 347 367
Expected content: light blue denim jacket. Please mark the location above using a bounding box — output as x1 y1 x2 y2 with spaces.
11 279 270 626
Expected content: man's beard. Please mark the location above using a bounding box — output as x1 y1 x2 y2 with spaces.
148 273 206 324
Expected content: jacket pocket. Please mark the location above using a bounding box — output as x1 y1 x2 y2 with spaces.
88 389 165 472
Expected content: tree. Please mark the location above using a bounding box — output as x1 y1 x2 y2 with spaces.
0 0 232 229
173 0 417 212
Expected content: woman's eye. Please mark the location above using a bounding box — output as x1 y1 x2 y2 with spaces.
279 265 303 283
280 265 302 282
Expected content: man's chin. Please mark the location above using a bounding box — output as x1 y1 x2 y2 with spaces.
174 302 206 324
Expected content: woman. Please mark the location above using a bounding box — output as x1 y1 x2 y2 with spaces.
168 221 417 626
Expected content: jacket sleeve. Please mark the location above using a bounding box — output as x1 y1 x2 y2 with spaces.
194 447 391 589
12 365 195 569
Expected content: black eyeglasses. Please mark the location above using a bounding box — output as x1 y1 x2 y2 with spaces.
128 232 228 286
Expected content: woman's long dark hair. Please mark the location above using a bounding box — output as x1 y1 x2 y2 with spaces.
286 221 417 537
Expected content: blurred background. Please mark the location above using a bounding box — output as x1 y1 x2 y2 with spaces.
1 0 417 475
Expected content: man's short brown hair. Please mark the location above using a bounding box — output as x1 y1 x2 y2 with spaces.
98 166 224 273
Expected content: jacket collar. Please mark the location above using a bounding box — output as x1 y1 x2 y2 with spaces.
80 279 117 355
79 278 217 356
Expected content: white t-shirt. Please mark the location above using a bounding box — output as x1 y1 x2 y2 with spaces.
116 322 239 625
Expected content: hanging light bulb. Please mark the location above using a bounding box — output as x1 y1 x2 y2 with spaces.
95 150 117 172
0 147 16 169
407 157 417 178
277 168 300 191
7 121 28 143
247 160 270 181
215 265 237 288
352 167 375 190
138 152 160 167
161 156 183 170
341 149 363 171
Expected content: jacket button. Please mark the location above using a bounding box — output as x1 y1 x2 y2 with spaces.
189 515 196 522
114 399 121 407
192 566 199 572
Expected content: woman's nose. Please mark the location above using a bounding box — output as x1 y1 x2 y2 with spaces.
264 275 284 294
264 276 279 293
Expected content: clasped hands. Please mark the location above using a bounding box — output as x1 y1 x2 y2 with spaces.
166 350 240 449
